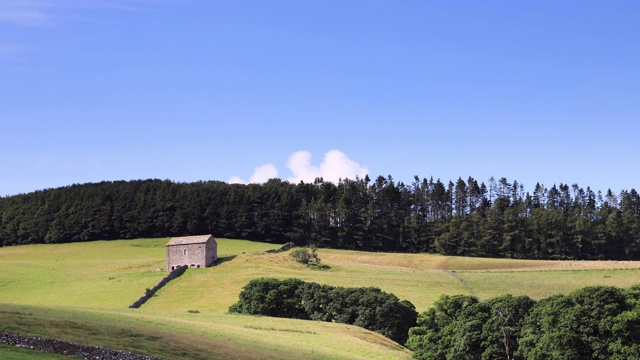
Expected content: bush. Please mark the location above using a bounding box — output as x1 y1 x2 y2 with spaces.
228 278 307 319
229 277 417 344
290 245 321 265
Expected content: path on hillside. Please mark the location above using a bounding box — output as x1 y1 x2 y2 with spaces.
444 270 481 300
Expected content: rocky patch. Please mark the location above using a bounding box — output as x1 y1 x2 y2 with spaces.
0 331 162 360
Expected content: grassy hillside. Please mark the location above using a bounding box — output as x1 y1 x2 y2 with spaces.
0 303 409 360
0 344 69 360
2 238 640 359
0 238 276 309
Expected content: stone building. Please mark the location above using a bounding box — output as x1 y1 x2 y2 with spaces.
166 234 217 271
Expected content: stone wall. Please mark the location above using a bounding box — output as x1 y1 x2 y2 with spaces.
167 244 207 270
262 242 295 254
0 331 162 360
129 265 187 309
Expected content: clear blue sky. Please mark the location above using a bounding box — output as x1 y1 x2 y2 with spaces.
1 1 638 197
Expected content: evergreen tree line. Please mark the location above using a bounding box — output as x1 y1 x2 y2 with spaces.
406 285 640 360
228 277 418 343
1 176 639 260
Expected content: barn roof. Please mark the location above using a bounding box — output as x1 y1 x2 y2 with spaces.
167 234 214 246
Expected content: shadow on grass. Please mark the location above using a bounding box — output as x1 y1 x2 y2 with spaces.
307 264 331 271
214 255 237 266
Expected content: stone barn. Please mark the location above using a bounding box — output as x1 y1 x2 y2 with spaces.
166 235 217 271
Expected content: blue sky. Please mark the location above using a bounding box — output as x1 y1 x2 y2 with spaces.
1 0 638 197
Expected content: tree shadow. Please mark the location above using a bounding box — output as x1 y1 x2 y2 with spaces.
214 255 237 266
307 263 331 271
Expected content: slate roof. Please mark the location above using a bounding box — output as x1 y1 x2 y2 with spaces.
167 235 214 246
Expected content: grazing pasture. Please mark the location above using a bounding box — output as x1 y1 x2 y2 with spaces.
0 343 69 360
0 303 410 360
2 237 640 359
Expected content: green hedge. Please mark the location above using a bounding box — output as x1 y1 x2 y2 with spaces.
229 278 417 344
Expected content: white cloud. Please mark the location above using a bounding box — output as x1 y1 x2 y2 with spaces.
249 164 278 183
228 164 278 185
287 150 368 184
228 176 245 184
229 150 368 185
286 151 320 182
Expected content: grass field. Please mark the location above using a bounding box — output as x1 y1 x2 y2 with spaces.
0 303 409 360
2 238 640 359
0 344 69 360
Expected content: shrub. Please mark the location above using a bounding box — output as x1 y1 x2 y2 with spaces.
289 245 321 265
228 278 307 319
229 277 417 344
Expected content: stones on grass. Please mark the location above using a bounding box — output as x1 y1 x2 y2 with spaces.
0 331 162 360
262 242 295 254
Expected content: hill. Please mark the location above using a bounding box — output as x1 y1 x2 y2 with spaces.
3 178 640 261
2 238 640 359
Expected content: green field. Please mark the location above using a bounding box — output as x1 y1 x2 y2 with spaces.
0 344 69 360
2 238 640 359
